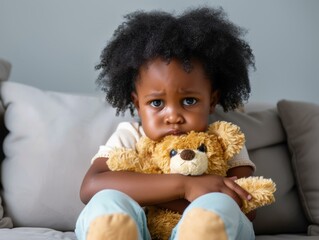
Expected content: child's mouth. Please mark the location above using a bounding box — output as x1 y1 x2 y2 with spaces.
167 130 184 136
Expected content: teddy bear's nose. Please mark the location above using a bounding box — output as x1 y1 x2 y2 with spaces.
180 149 195 161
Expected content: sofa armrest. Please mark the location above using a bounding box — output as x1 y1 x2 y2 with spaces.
0 59 11 82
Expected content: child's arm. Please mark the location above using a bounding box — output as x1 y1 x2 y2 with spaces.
155 165 254 214
227 165 254 179
80 157 188 205
80 158 253 211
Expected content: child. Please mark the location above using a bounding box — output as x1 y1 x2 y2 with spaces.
76 7 256 240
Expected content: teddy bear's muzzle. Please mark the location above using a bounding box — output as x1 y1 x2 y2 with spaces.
170 149 208 176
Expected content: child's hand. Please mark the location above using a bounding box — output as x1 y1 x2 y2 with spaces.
183 174 251 207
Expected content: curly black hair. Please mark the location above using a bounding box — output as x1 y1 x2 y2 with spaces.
96 7 255 115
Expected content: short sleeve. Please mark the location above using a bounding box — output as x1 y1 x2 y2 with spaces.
227 145 256 171
91 122 144 163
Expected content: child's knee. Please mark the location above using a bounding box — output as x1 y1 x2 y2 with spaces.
175 193 254 240
184 192 241 226
76 190 147 240
190 192 238 211
87 213 139 240
177 207 227 240
91 189 127 202
90 189 140 212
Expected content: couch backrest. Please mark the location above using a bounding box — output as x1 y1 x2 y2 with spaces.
210 108 309 234
0 100 5 173
0 59 11 165
0 60 13 228
0 81 134 230
0 81 309 234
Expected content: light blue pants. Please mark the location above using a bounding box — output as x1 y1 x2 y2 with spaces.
75 190 255 240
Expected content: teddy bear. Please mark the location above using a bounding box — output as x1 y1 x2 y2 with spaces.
107 121 276 240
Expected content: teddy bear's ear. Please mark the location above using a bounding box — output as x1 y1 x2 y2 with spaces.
208 121 245 160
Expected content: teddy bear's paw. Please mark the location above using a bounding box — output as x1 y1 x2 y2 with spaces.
87 213 138 240
235 176 276 213
177 208 227 240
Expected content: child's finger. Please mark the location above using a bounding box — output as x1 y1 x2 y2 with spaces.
225 178 252 201
222 188 243 207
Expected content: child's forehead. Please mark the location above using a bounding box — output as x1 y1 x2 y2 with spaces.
135 57 211 86
138 57 207 78
133 58 214 98
141 57 200 68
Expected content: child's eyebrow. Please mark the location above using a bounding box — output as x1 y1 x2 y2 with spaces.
144 90 202 99
144 92 165 99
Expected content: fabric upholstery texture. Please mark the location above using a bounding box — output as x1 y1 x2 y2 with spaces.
0 80 317 239
211 108 309 234
277 100 319 235
0 81 133 230
0 59 11 82
0 59 13 229
0 227 76 240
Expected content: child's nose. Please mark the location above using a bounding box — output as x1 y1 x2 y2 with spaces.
164 107 184 124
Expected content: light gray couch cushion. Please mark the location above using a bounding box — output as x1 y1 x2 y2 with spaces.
0 59 11 82
0 59 13 229
277 100 319 235
0 105 13 229
0 227 76 240
0 197 12 229
211 108 309 234
0 81 133 230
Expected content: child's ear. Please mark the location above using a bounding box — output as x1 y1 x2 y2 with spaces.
131 92 140 110
210 90 220 113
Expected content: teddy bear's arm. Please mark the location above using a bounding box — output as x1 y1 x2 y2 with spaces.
235 176 276 214
107 147 163 174
107 148 145 172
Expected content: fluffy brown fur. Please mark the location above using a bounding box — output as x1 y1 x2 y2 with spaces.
107 121 276 239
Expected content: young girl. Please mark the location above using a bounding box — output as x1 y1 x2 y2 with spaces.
76 7 256 240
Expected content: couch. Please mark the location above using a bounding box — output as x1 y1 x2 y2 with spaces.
0 58 319 239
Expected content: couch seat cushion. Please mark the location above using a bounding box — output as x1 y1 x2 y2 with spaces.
0 227 76 240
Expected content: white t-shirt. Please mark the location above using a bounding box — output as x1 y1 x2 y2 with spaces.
92 122 256 171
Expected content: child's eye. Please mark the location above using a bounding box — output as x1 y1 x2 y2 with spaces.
150 100 163 108
183 98 197 106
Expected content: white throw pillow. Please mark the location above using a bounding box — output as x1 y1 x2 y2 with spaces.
0 81 133 230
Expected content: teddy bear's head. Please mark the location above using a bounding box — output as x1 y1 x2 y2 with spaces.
137 121 245 176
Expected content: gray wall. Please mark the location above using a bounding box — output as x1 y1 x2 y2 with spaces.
1 0 319 104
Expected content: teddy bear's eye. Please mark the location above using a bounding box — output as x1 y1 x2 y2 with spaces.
197 144 207 153
170 149 178 157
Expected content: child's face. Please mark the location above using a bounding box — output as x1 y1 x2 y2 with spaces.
131 58 219 141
